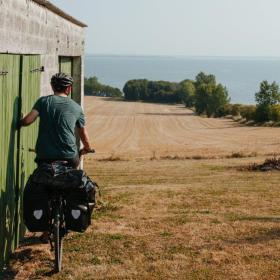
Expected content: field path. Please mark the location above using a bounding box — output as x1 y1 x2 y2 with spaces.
85 96 280 159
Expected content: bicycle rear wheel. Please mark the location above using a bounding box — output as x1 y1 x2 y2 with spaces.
54 215 63 272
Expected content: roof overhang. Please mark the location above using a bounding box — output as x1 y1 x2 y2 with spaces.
32 0 87 28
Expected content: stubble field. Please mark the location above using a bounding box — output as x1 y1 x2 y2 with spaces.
86 97 280 160
4 97 280 280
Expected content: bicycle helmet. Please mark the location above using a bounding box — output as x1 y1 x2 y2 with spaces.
51 73 74 92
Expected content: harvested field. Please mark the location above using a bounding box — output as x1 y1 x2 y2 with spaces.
86 97 280 160
4 97 280 279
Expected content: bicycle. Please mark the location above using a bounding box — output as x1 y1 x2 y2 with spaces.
28 148 95 273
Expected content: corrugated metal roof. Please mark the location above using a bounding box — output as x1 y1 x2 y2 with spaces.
32 0 87 27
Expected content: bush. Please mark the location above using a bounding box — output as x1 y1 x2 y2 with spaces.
223 104 243 116
223 104 233 116
231 104 242 116
268 105 280 122
240 105 256 120
244 104 280 123
255 104 270 122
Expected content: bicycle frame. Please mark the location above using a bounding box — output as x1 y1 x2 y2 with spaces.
49 193 67 273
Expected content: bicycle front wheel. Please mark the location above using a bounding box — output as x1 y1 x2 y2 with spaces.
54 217 63 272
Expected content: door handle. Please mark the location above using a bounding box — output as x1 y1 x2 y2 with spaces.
30 66 44 73
0 70 8 76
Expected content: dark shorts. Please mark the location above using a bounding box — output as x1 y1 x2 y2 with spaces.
35 155 80 169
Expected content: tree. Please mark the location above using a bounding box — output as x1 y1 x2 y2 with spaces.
123 80 148 100
178 80 196 107
255 81 280 122
208 84 230 117
84 76 123 97
195 72 216 86
194 73 230 117
195 83 214 115
255 81 280 106
84 76 100 95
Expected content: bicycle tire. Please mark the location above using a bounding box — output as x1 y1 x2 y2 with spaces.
54 214 63 272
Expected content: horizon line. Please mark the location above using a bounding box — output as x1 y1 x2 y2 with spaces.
85 53 280 59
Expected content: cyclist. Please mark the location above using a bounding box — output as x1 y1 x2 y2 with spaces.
19 73 92 168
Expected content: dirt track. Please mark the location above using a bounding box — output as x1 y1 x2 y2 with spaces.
85 96 280 160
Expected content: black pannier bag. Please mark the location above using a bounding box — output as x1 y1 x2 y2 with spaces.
23 163 98 233
65 202 95 232
31 163 85 190
65 176 97 232
23 178 50 232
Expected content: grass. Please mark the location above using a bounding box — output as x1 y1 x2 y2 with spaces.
4 157 280 279
93 152 279 163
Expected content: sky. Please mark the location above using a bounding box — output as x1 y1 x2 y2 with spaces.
51 0 280 57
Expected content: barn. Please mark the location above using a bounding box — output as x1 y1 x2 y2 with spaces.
0 0 87 269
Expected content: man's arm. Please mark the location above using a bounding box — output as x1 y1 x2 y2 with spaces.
19 109 39 128
77 126 92 154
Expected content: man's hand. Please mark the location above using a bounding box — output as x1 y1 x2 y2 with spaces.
79 148 88 156
19 110 39 128
77 127 92 155
80 147 94 156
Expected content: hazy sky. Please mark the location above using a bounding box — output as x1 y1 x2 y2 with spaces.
51 0 280 57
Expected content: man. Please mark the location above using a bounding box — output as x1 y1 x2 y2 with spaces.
19 73 92 168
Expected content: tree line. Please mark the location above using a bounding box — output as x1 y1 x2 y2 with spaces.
123 72 230 117
123 73 280 123
123 80 179 103
85 74 280 123
84 76 122 97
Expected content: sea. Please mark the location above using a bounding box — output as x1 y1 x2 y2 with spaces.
85 55 280 104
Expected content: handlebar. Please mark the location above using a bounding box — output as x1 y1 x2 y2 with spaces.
29 148 96 155
84 149 95 154
79 148 95 157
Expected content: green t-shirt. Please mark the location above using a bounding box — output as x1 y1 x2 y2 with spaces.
33 95 85 159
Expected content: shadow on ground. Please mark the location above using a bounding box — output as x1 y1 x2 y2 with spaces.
225 227 280 246
1 248 35 280
138 112 195 116
1 235 56 279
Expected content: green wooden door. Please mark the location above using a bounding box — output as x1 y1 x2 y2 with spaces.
59 57 73 76
0 54 21 268
59 57 73 98
0 54 41 270
17 55 41 239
